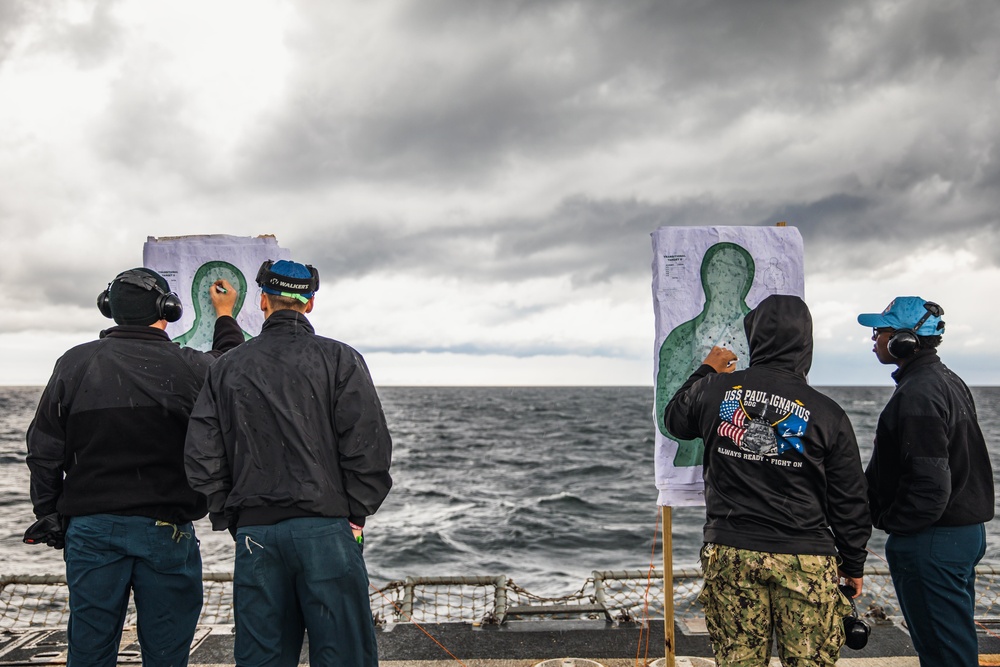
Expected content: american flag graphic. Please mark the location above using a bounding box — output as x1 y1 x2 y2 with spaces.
718 398 747 446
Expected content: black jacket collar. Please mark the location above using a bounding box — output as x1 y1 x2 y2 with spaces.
99 325 172 342
891 348 940 384
261 309 316 335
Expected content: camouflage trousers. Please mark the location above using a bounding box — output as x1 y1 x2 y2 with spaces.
698 543 852 667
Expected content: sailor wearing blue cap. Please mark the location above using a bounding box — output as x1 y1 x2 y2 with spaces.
858 296 946 361
859 297 993 667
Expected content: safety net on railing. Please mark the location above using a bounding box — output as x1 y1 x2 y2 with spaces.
4 566 1000 629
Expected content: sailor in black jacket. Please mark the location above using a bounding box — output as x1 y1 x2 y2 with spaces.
24 267 243 667
666 294 870 667
859 296 993 667
185 259 392 667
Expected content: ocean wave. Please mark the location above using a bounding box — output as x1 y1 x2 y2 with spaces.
536 491 600 511
1 386 998 598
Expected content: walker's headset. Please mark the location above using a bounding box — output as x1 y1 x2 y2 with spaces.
255 260 320 296
887 301 945 359
839 585 871 650
96 269 183 323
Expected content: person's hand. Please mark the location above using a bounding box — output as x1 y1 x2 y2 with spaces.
350 521 364 551
24 513 65 550
839 570 864 598
210 279 237 318
704 346 737 374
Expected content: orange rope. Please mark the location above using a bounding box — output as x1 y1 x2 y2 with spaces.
369 582 469 667
865 546 888 566
972 617 996 640
636 507 661 667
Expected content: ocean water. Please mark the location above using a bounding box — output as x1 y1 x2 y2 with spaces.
2 385 999 598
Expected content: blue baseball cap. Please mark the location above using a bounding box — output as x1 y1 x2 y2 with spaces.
857 296 945 335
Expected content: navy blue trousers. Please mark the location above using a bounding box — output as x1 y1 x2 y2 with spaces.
233 517 377 667
886 523 986 667
63 514 203 667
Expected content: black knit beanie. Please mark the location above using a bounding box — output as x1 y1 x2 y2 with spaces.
108 268 172 326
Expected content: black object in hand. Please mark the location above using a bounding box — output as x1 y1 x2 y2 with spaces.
23 514 66 550
839 584 870 650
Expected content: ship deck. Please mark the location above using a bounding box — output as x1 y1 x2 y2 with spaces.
6 570 1000 665
3 617 1000 666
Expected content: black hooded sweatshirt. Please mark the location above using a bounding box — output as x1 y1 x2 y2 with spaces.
665 294 871 576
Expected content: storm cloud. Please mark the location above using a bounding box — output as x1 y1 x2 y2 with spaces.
1 0 998 384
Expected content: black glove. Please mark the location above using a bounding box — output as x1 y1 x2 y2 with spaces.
24 513 66 550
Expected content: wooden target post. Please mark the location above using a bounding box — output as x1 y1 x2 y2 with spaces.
662 505 675 667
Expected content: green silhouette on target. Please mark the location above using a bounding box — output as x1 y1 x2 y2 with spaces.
654 242 755 467
174 261 253 349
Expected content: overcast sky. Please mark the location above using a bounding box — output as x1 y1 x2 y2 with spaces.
1 0 998 387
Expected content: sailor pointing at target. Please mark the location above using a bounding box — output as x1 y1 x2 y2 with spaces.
665 294 871 666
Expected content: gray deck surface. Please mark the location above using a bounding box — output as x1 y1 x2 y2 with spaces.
2 617 998 665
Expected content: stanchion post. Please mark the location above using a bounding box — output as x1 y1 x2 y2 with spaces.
662 505 674 667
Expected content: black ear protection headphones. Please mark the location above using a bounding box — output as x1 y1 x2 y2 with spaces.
255 260 320 295
839 585 871 650
887 301 944 359
97 269 183 323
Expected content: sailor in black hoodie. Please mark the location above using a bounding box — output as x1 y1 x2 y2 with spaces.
859 296 993 667
666 294 870 667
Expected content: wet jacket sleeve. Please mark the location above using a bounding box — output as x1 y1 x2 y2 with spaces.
25 370 68 518
206 315 245 357
823 413 871 578
335 352 393 527
664 364 716 441
184 375 233 531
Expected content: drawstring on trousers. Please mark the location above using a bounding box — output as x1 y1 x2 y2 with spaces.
154 520 192 543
